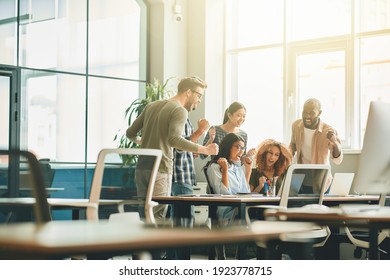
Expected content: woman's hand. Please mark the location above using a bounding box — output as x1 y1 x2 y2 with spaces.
208 126 216 141
244 156 253 185
217 157 229 172
246 148 256 158
259 176 267 189
217 157 229 189
243 148 256 165
243 154 253 168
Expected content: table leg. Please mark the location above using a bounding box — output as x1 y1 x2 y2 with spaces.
369 225 379 260
236 202 248 259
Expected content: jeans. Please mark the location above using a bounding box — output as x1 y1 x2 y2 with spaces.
166 182 194 259
171 182 194 227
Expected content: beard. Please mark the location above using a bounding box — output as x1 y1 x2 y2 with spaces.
184 102 197 112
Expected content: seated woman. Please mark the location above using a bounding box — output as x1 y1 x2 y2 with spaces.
249 139 292 195
206 133 253 217
205 133 253 259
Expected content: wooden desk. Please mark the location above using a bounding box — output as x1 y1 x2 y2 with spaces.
0 194 380 223
0 219 316 259
153 194 380 224
264 206 390 260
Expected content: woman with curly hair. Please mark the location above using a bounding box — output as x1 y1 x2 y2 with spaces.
249 139 292 195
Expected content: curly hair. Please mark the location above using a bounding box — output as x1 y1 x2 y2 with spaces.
255 139 292 177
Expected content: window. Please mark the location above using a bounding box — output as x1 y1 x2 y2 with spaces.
0 0 18 65
226 47 284 148
289 42 348 146
0 0 147 202
359 35 390 141
286 0 351 41
19 0 87 73
88 0 144 80
87 77 141 162
21 70 86 161
0 75 10 149
225 0 390 150
9 0 147 163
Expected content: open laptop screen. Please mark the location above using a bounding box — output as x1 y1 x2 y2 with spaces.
279 164 330 207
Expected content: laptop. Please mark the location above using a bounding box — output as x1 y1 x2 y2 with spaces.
289 174 306 195
327 173 355 196
277 173 305 196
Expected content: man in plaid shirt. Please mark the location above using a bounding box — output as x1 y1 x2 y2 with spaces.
172 117 210 225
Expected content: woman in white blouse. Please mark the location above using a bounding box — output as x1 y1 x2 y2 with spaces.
204 133 253 259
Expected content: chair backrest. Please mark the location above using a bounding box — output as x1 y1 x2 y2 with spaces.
279 164 331 208
0 149 52 223
38 158 55 189
202 162 215 194
87 148 162 221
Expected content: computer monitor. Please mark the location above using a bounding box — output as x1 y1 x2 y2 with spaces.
350 101 390 196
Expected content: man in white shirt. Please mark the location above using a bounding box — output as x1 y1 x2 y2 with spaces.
289 98 343 191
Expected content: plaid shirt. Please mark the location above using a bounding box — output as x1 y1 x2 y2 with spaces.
172 118 196 185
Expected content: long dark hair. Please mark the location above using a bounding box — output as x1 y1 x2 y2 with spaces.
210 133 245 165
223 102 246 124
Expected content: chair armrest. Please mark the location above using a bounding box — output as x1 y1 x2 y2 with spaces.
116 200 159 225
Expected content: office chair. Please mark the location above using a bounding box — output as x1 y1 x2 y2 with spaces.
344 195 390 259
246 164 332 259
202 162 219 223
202 162 224 259
0 149 52 224
38 158 55 190
49 148 162 224
202 162 215 195
50 148 161 260
113 148 162 225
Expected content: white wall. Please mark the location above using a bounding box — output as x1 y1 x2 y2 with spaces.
147 0 226 181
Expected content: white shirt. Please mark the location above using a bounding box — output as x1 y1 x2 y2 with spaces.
302 127 316 164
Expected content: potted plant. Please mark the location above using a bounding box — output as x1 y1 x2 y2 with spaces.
113 77 175 166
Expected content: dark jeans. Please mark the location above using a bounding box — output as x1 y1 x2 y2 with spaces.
167 182 194 259
171 182 195 226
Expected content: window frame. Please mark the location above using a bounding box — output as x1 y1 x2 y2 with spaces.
224 0 390 151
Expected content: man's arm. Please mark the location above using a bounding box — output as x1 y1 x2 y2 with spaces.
197 143 219 156
126 109 145 144
289 122 298 157
190 118 210 142
326 130 341 158
168 108 219 155
243 156 253 184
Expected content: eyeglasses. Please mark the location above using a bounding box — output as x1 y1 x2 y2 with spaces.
232 144 245 151
191 89 203 100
